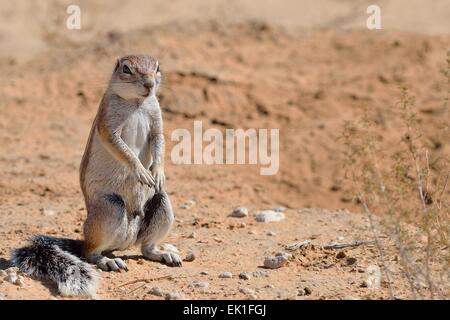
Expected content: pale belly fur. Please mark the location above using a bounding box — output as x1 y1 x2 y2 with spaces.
84 108 155 217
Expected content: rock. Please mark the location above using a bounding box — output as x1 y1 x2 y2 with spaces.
184 252 196 262
200 271 209 275
362 265 381 288
285 240 311 251
255 210 285 222
239 287 256 295
180 199 196 209
239 287 257 299
190 281 209 288
218 272 233 279
298 288 306 296
272 206 286 212
161 244 179 254
336 251 346 259
336 236 345 241
239 272 251 280
304 287 312 295
165 291 183 300
264 284 275 289
252 270 268 278
264 255 288 269
42 208 56 216
6 267 18 274
249 230 258 235
149 286 165 296
15 276 25 287
276 252 292 259
231 207 248 218
346 257 357 266
4 273 17 284
267 231 276 236
188 232 197 239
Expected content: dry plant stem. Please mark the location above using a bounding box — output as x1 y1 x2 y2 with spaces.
118 275 176 288
359 195 396 299
402 88 435 298
321 240 376 250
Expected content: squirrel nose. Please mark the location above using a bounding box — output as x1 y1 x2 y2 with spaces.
144 80 154 90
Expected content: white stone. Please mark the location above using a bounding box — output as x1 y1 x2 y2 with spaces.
231 207 248 218
255 210 285 222
190 281 209 288
264 255 288 269
218 271 233 279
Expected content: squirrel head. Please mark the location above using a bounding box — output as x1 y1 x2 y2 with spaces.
109 54 161 101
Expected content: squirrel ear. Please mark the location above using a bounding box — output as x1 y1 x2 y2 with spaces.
113 59 120 72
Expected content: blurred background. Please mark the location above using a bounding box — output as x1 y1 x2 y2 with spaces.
0 0 448 210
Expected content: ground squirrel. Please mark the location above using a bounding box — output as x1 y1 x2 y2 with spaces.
11 54 181 297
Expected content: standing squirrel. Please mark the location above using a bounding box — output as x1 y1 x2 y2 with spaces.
11 54 181 298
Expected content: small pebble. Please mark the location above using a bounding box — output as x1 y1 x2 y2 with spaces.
180 199 196 209
267 231 276 236
255 210 285 222
184 252 196 262
252 270 268 278
200 271 209 275
362 265 381 288
336 251 346 259
272 206 286 212
15 277 25 287
346 257 357 265
188 232 197 239
42 208 56 216
264 284 275 289
4 273 17 284
218 272 233 279
239 287 256 295
149 286 165 296
6 267 18 274
231 207 248 218
239 272 251 280
304 287 312 295
264 255 288 269
165 291 183 300
190 281 209 289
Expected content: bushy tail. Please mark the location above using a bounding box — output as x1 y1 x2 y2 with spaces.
11 235 98 298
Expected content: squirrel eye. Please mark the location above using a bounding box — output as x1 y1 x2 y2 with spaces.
122 65 132 75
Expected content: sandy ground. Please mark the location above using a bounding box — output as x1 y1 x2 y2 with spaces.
0 1 449 300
